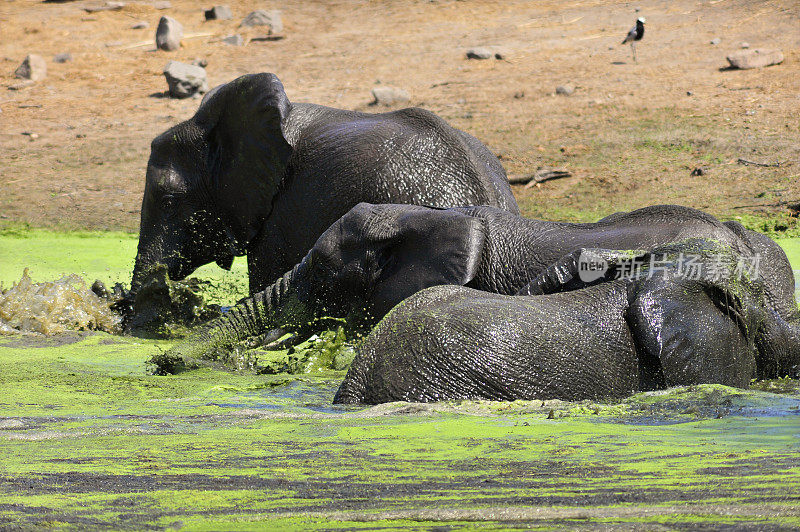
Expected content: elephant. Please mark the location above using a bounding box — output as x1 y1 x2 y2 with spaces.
334 239 786 404
151 202 800 384
130 72 518 303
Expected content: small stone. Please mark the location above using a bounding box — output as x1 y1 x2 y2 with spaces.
691 167 707 176
14 54 47 81
154 1 171 8
740 42 750 49
513 91 524 99
221 34 244 46
131 21 149 29
240 10 282 33
555 84 575 96
370 86 410 106
163 60 208 98
53 52 72 63
22 131 39 141
493 50 507 60
156 16 183 51
726 49 784 70
205 5 232 20
466 47 492 60
710 37 721 45
191 58 208 68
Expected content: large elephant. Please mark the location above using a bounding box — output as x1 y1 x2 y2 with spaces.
334 239 783 404
153 203 800 382
130 72 518 299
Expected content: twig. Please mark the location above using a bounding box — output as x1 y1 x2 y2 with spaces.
508 167 572 186
732 200 791 210
737 158 781 168
578 33 606 41
430 81 467 88
119 32 216 49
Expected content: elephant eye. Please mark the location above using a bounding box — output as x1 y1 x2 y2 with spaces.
160 195 176 210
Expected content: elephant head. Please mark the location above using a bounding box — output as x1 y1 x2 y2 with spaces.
150 203 486 372
520 240 797 387
130 73 292 296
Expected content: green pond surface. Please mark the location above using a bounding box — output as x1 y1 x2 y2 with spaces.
1 230 799 530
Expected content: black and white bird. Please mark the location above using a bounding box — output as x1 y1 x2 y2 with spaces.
622 17 645 63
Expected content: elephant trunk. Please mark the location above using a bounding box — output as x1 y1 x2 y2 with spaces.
148 262 312 374
756 309 800 380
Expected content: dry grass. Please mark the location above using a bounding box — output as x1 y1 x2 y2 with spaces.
0 0 798 231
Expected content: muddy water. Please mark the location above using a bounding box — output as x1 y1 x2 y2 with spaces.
1 231 800 528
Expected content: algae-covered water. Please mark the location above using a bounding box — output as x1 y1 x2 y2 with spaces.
1 230 799 529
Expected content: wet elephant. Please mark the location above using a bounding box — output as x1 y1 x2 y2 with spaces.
335 239 789 403
130 73 518 305
154 203 800 383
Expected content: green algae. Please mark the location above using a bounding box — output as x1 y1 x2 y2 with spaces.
1 231 799 528
0 229 249 306
1 332 799 529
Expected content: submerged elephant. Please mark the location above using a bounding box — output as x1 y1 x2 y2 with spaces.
152 203 800 382
335 239 789 403
130 72 518 300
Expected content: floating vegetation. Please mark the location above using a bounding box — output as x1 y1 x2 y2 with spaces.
0 269 120 335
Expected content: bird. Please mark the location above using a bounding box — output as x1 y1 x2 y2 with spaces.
622 17 645 63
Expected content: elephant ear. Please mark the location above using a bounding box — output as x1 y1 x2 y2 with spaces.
517 248 647 296
367 207 487 317
625 276 758 391
194 73 293 255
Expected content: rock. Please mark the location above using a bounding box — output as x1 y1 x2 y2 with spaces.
691 167 707 176
205 5 232 20
710 37 721 45
370 86 410 106
493 50 508 60
740 42 750 49
84 1 125 12
156 16 183 51
14 55 46 81
53 52 72 63
466 47 492 60
240 10 282 33
191 58 208 68
513 91 524 99
555 84 575 96
726 49 784 70
131 21 149 29
221 34 244 46
154 1 171 8
163 61 208 99
8 80 35 90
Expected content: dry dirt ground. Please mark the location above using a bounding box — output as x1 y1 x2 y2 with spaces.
0 0 798 232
